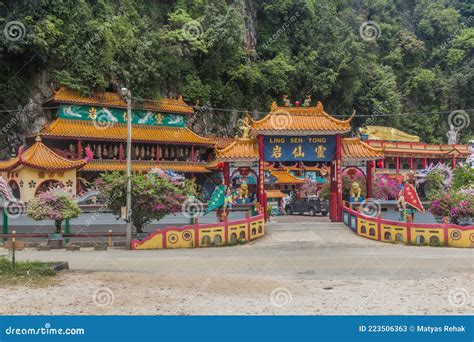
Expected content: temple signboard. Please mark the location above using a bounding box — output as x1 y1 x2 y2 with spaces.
264 135 336 162
58 105 186 127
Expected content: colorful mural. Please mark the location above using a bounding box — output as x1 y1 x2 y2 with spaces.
59 105 186 127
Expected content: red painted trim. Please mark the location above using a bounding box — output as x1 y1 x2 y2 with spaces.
162 231 167 248
377 215 381 240
194 226 199 247
406 221 412 245
443 224 449 246
247 215 251 240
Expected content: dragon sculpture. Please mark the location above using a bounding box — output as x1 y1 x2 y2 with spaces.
414 162 453 190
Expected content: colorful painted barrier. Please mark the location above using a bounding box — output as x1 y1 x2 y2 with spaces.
131 214 265 250
342 206 474 248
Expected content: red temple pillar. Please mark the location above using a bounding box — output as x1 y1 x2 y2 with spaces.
409 157 414 170
257 134 267 218
119 143 124 160
395 157 400 174
191 145 195 161
452 154 457 169
77 140 83 158
223 162 230 187
156 144 160 161
366 160 373 198
330 134 342 222
423 157 427 168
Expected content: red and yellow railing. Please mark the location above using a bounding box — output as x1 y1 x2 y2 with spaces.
342 205 474 248
131 213 265 250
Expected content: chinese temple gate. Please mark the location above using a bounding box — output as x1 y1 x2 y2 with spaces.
215 100 384 222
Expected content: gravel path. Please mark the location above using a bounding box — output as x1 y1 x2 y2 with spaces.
1 216 472 315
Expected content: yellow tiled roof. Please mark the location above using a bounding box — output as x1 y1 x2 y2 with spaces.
0 136 87 171
365 140 469 157
270 170 305 184
342 138 385 162
215 138 259 161
46 87 194 114
81 160 211 173
41 119 213 145
266 189 287 198
250 101 353 134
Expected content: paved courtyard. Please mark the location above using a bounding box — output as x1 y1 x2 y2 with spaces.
1 216 473 315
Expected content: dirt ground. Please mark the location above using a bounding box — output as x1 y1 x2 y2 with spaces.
1 216 473 315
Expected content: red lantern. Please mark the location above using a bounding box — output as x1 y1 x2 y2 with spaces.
377 160 384 168
217 162 225 170
294 100 301 107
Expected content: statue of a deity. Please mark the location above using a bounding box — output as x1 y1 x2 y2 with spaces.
237 117 251 140
467 140 474 168
302 95 311 107
350 182 361 198
446 124 459 144
282 95 292 107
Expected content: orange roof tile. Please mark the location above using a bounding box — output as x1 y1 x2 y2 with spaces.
365 140 469 158
250 101 353 134
41 119 213 145
207 135 234 149
266 190 287 198
0 136 87 171
342 138 384 162
270 170 305 184
81 160 211 173
46 87 194 115
215 138 259 161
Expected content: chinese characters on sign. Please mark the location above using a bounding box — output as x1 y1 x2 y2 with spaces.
263 135 336 162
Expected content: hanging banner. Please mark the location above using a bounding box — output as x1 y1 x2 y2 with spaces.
58 105 185 127
263 135 336 162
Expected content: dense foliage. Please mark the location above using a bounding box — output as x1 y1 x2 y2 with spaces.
96 171 197 233
27 189 82 233
1 0 472 142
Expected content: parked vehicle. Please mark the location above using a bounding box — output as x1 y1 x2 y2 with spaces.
284 197 329 216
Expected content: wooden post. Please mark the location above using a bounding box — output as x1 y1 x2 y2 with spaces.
11 230 16 270
3 209 7 243
108 230 113 248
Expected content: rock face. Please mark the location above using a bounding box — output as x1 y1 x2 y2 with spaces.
239 0 257 53
0 71 53 159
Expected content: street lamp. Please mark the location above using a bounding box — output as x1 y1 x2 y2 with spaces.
121 87 133 249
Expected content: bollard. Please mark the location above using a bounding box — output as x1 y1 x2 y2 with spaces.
108 230 113 248
11 230 16 270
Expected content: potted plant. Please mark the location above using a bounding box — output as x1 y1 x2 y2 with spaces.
27 189 81 249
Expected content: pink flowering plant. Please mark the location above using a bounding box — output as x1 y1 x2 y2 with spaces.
96 171 197 233
430 192 473 224
27 189 82 233
373 175 399 200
